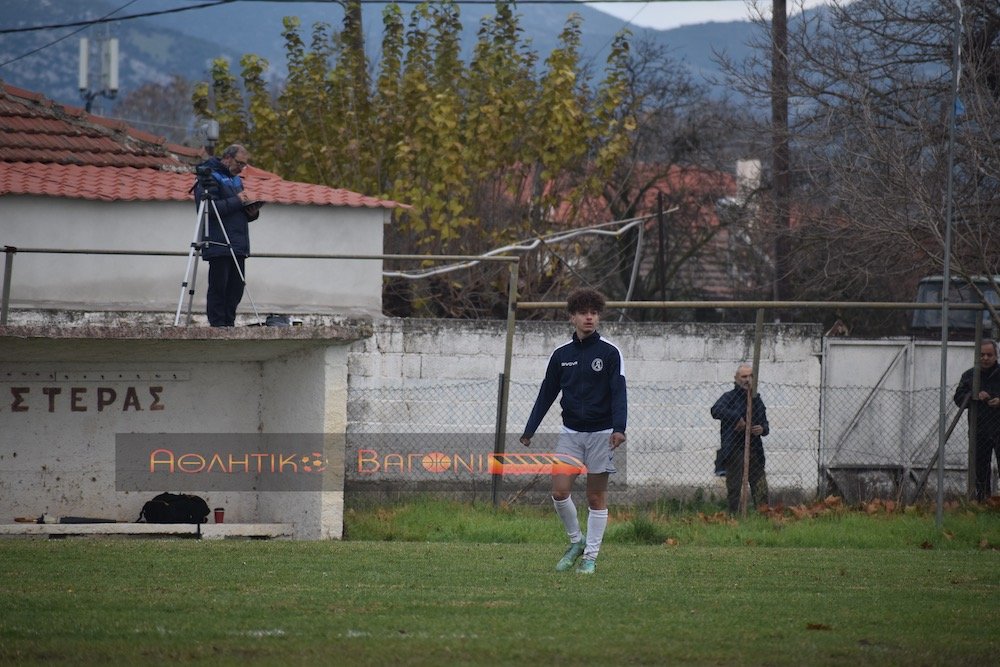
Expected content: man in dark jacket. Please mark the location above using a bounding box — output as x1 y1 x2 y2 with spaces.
193 144 258 327
953 340 1000 501
711 363 770 513
520 288 627 575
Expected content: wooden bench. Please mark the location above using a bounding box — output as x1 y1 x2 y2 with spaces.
0 523 294 540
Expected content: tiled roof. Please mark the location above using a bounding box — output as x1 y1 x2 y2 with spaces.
0 81 404 209
0 82 202 168
1 163 189 202
232 166 406 208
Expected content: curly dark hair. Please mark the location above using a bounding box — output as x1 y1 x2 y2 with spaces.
566 288 606 314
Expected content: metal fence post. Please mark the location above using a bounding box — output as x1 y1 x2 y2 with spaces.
739 308 765 516
968 315 983 498
492 372 506 507
1 246 15 325
492 258 519 507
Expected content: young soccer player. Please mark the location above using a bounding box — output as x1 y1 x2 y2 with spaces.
519 288 627 574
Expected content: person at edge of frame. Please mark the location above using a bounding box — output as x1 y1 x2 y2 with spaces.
193 144 260 327
953 339 1000 501
519 288 628 575
711 363 770 513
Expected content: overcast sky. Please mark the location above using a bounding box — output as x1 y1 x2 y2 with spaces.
584 0 830 31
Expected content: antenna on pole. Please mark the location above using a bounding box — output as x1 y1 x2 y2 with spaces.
102 38 119 94
79 33 119 113
78 38 89 93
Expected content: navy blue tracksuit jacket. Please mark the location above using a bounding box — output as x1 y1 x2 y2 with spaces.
711 385 769 459
193 156 251 260
522 331 627 437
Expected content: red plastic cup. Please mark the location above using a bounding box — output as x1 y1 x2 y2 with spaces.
214 507 224 523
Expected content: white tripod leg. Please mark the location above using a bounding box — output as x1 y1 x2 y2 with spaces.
174 198 209 326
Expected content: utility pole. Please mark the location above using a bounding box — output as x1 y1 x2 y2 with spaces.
771 0 790 305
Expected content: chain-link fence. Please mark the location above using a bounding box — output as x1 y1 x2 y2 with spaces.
345 374 977 508
821 385 969 504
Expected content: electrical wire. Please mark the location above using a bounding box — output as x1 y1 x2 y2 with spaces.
0 0 144 68
0 1 234 34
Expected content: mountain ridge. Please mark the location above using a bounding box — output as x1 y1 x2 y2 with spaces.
0 1 757 121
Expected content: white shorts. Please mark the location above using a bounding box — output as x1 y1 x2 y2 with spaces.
556 426 617 475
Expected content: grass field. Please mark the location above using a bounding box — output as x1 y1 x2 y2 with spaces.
1 501 998 665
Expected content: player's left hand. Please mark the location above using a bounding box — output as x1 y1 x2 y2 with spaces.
610 432 625 449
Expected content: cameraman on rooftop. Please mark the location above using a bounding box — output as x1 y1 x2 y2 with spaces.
193 144 260 327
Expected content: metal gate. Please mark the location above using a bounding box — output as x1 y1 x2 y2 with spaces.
819 339 973 502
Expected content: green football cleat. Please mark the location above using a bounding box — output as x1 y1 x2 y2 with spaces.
575 558 596 574
555 540 585 572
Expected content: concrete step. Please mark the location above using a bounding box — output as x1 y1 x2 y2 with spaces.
0 522 294 540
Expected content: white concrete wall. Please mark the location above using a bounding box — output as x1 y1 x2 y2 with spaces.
346 319 823 496
258 345 349 539
6 317 968 525
1 196 387 319
0 334 356 539
1 359 256 523
347 319 820 389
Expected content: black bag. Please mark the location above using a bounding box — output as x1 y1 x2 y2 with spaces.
138 493 210 524
265 314 291 327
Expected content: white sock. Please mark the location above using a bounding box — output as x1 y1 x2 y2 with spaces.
553 496 582 543
584 508 608 560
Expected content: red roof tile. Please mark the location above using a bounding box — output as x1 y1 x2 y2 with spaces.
0 81 404 210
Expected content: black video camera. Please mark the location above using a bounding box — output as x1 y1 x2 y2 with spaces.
195 164 221 198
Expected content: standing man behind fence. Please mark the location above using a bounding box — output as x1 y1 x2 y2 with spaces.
953 340 1000 501
711 363 769 513
193 144 260 327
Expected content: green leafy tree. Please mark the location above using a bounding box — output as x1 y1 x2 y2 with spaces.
278 17 339 184
529 14 591 223
390 1 473 252
463 3 538 243
192 57 248 149
240 54 280 169
192 2 727 316
371 3 407 194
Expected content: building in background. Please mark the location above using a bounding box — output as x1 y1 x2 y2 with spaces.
0 81 403 324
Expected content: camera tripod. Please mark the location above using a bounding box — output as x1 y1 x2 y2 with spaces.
174 193 262 326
